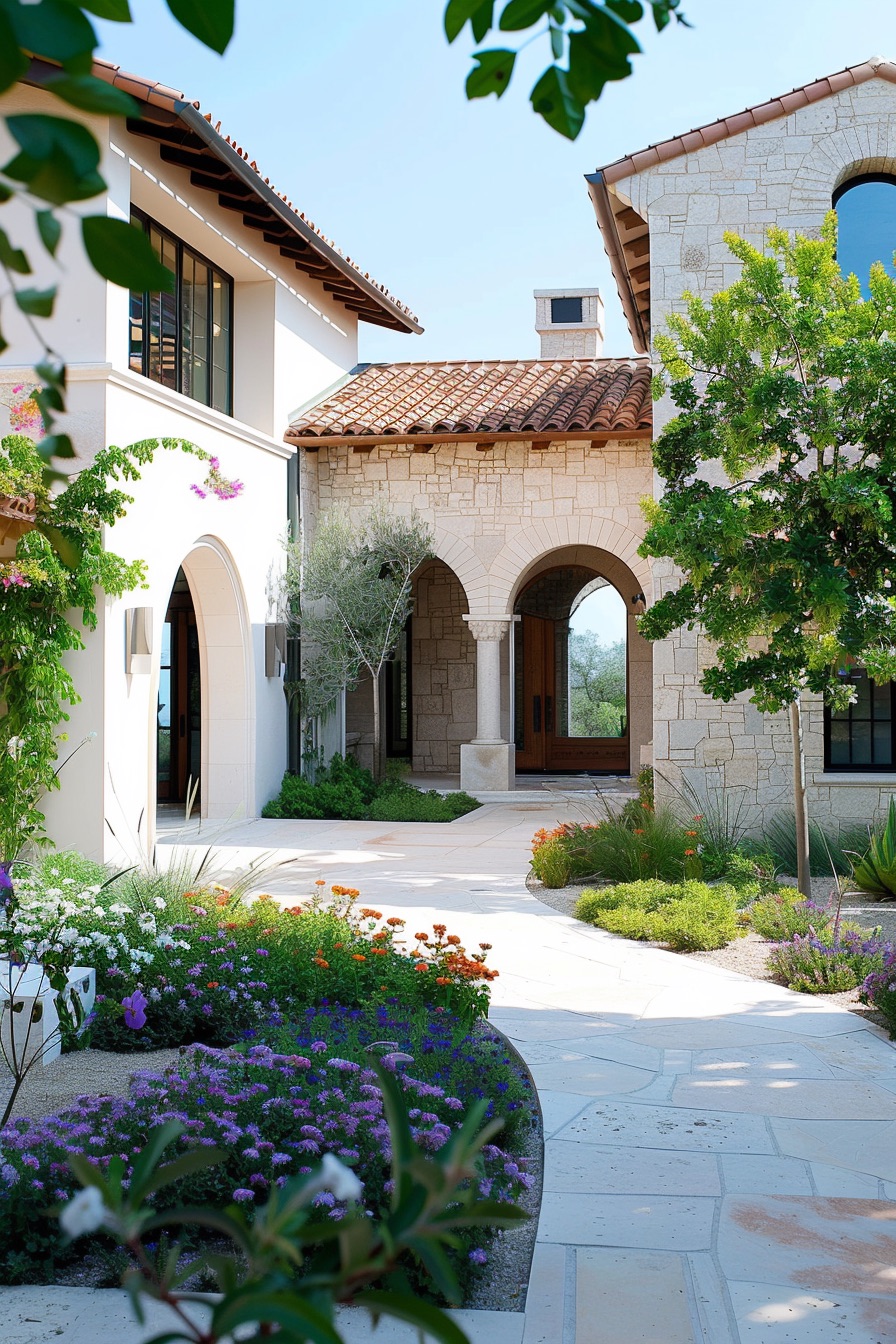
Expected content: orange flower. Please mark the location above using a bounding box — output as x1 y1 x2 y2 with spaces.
371 947 388 956
315 879 326 887
685 830 698 838
684 849 696 856
479 943 492 952
352 953 367 962
380 984 388 991
313 957 329 969
446 934 461 946
334 942 344 950
415 962 429 972
436 976 451 985
286 905 303 916
387 917 405 927
414 932 428 942
256 892 273 903
372 931 389 941
215 892 229 907
433 924 446 936
206 981 219 989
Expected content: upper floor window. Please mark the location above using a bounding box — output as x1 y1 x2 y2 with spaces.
129 208 233 416
825 670 896 772
833 176 896 294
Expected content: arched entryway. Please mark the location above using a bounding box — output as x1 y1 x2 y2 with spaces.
509 545 652 777
156 538 252 821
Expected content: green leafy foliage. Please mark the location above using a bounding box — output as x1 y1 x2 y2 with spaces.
641 222 896 715
447 0 690 138
850 798 896 897
262 755 480 824
574 878 743 951
569 634 626 737
767 927 884 995
748 889 836 941
755 809 868 878
531 804 698 885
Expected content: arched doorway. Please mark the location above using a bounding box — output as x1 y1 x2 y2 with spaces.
157 567 201 809
514 564 629 773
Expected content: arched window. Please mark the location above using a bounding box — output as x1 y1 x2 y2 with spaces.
834 176 896 293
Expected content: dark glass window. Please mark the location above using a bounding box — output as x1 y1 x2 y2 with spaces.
551 296 582 324
386 618 411 759
825 671 896 771
834 177 896 296
129 208 233 415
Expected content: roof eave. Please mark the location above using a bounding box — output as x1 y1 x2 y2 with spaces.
286 428 653 449
585 171 649 355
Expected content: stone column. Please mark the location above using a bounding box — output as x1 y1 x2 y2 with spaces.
460 617 514 792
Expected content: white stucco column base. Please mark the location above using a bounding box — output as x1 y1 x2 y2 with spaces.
460 742 515 792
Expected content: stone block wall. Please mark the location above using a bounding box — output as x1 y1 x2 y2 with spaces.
411 559 474 774
613 74 896 828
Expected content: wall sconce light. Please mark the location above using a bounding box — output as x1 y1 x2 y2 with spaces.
125 606 153 674
265 622 287 678
630 593 647 614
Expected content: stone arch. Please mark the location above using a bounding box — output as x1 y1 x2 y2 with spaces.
511 541 653 777
430 526 488 613
172 535 253 820
483 514 652 618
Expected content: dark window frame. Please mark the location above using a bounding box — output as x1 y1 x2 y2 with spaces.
129 206 234 416
832 172 896 206
824 672 896 772
385 615 412 760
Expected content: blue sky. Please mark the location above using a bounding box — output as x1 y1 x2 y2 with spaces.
97 1 896 364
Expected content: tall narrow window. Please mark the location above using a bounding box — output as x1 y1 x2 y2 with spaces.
129 208 233 415
834 176 896 294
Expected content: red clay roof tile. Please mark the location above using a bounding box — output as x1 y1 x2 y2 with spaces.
287 359 652 445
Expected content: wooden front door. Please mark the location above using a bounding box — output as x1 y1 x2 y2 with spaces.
515 613 629 773
157 592 201 806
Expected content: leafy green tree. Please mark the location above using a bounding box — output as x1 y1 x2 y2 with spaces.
285 506 434 780
639 219 896 896
446 0 690 139
569 632 626 736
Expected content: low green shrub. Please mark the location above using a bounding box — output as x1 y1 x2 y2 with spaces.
530 835 573 888
368 785 480 823
262 755 480 823
768 928 885 995
575 879 742 951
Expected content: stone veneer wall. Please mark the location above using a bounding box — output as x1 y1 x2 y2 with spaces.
299 433 654 776
411 559 474 774
611 74 896 827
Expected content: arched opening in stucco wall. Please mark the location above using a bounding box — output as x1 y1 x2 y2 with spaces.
510 544 651 776
156 538 252 821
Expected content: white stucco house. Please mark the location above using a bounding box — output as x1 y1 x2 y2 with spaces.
0 58 419 862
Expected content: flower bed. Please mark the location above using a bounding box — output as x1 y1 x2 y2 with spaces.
0 1004 535 1287
10 860 497 1049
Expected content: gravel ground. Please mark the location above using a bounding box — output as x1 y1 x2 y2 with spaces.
530 873 896 1032
0 1046 182 1123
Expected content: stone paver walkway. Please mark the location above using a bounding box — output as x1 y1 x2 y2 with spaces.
8 799 896 1343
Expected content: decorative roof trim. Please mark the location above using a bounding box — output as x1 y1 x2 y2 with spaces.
22 58 421 335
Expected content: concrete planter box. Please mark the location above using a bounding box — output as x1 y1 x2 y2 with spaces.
0 961 95 1067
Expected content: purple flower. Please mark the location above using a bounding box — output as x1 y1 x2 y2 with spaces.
232 1188 254 1202
468 1248 488 1265
122 990 147 1030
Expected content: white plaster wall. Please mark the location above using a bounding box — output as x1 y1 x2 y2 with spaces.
611 74 896 826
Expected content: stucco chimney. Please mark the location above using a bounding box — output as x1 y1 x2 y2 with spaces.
534 288 604 359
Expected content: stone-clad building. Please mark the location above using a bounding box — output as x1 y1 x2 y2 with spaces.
587 54 896 825
294 57 896 824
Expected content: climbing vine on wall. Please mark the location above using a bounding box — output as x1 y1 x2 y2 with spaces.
0 434 203 862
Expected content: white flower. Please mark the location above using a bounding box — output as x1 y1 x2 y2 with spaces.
59 1186 107 1239
304 1154 364 1203
6 736 23 759
153 897 166 910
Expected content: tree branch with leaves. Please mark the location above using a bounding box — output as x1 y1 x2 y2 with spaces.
639 218 896 896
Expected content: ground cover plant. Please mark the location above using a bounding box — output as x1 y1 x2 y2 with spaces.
574 879 744 952
262 754 480 823
0 1002 534 1288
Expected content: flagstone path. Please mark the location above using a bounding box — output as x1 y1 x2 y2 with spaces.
8 798 896 1343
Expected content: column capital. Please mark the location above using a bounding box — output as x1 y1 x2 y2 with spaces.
463 615 512 642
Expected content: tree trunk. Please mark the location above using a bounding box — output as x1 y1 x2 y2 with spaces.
371 670 383 784
789 696 811 898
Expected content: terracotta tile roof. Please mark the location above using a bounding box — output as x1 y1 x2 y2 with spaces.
286 359 652 446
597 56 896 185
587 56 896 354
23 58 420 334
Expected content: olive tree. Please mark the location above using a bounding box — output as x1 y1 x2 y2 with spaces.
639 219 896 896
285 505 434 779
